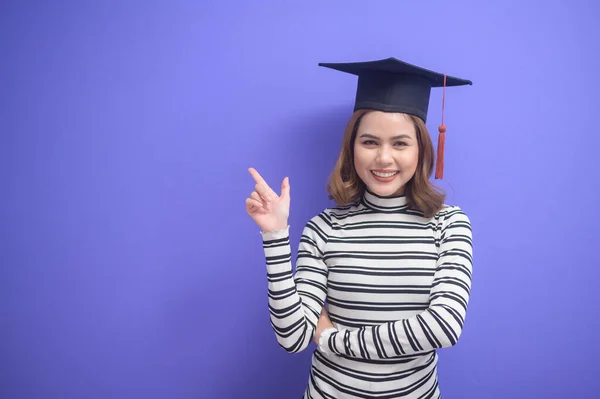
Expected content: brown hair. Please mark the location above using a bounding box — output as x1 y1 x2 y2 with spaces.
326 109 445 218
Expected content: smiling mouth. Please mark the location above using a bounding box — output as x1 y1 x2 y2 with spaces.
371 170 399 178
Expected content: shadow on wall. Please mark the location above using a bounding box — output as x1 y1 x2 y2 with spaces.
217 104 354 399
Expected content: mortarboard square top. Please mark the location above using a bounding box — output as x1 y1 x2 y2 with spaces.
318 57 472 122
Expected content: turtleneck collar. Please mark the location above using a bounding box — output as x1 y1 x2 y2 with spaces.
361 189 409 212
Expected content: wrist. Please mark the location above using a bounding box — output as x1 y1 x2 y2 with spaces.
260 225 289 234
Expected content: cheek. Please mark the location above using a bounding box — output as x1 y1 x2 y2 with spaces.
401 147 419 171
353 147 373 182
411 147 420 167
353 146 367 169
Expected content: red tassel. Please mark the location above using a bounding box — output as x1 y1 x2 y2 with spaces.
435 125 446 179
435 74 447 180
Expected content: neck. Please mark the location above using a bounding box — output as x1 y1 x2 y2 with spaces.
362 188 408 212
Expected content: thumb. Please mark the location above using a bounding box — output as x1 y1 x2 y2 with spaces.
281 176 290 198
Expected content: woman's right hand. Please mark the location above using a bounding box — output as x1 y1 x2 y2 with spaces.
246 167 290 233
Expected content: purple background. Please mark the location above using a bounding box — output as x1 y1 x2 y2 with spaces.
2 1 599 398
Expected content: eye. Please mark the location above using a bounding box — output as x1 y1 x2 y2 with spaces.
362 140 377 146
394 141 408 146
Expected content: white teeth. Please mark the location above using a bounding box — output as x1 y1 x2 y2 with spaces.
372 171 398 178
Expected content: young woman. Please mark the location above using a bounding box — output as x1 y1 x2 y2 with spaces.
246 57 474 398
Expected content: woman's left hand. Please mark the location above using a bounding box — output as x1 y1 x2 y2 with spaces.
314 306 335 344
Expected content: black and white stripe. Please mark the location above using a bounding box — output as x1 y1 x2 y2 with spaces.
261 190 473 398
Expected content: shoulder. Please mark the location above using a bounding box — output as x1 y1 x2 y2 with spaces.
435 204 472 231
310 199 361 221
302 207 336 241
306 203 350 227
434 204 473 261
303 201 359 236
434 204 473 252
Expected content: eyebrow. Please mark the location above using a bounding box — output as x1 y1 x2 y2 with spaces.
358 133 413 140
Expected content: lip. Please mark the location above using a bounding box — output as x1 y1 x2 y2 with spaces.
371 170 399 182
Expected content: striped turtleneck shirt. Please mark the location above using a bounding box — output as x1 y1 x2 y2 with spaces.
260 189 473 398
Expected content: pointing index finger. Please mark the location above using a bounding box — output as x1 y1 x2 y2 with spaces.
248 168 265 184
249 167 277 198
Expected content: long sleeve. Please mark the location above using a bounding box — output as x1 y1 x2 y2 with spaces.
320 207 473 359
261 211 332 353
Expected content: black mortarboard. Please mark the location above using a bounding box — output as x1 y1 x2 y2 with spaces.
318 57 472 179
318 57 472 122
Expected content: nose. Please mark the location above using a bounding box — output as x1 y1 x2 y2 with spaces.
376 145 393 164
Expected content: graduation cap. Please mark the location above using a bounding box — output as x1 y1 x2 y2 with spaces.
318 57 472 179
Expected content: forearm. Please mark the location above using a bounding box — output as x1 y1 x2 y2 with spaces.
262 226 327 353
319 303 465 359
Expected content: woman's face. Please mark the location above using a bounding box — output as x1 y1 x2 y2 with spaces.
353 111 419 197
